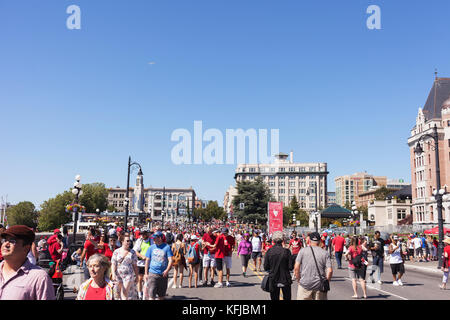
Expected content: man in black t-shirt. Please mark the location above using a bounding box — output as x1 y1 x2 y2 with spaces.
369 231 385 284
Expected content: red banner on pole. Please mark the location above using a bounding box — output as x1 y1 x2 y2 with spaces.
268 202 283 236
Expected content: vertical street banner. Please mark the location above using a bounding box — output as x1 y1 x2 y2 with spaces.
268 202 283 236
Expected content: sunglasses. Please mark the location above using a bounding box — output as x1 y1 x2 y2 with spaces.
1 238 18 245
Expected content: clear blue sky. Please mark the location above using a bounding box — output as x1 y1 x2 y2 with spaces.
1 0 450 209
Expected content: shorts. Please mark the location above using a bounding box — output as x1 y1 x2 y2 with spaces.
216 258 224 270
349 268 366 280
252 252 262 259
224 256 232 269
240 254 251 268
138 266 145 275
145 273 168 299
203 254 216 268
415 248 422 256
390 263 405 275
297 285 327 300
408 249 414 257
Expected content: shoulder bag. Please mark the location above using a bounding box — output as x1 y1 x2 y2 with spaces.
310 246 330 293
261 249 283 292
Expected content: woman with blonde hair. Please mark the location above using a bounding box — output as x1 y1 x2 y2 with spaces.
76 254 114 300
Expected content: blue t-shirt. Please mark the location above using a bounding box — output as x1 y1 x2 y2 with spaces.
421 237 427 249
145 243 173 275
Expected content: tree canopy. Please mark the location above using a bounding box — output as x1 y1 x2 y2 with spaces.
6 201 38 228
232 177 273 224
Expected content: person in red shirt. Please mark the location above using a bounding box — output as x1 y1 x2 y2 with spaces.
440 238 450 289
346 236 368 299
79 228 99 280
332 233 346 269
209 227 233 288
223 229 235 287
201 227 217 286
288 232 302 270
47 230 64 262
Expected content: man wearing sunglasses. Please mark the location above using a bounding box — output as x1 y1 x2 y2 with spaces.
0 225 55 300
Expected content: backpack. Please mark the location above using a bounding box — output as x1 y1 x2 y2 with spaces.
172 243 183 266
351 254 364 269
187 243 199 264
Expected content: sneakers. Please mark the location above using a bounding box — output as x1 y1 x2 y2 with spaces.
214 282 223 288
226 281 231 287
242 272 246 278
377 280 383 284
210 280 215 287
171 284 177 289
202 281 208 287
393 281 399 286
178 285 182 289
397 279 403 286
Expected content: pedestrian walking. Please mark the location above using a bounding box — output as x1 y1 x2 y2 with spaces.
0 225 55 300
332 233 345 269
251 231 263 272
346 236 368 299
369 231 385 284
111 235 138 300
439 237 450 290
144 231 173 300
79 228 100 281
288 232 302 271
389 235 406 286
263 231 292 300
237 233 252 278
294 232 332 300
133 229 152 300
187 235 201 288
171 233 187 288
201 227 217 287
76 254 114 300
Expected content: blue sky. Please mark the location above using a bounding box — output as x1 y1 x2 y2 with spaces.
1 0 450 209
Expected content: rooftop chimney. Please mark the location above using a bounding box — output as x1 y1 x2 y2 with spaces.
290 151 294 164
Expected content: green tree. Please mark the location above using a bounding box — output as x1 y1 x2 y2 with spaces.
374 187 398 201
38 191 74 231
232 177 273 224
6 202 38 228
79 182 109 213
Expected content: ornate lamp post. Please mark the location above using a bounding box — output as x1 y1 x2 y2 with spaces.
351 201 359 235
414 124 446 268
125 156 143 231
71 175 83 245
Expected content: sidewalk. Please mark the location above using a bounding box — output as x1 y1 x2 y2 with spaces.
401 259 442 275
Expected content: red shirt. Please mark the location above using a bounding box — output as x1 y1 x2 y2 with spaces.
224 235 235 256
444 246 450 268
214 234 227 259
289 238 302 255
332 236 346 252
84 240 98 262
202 233 216 254
348 246 362 269
84 285 106 300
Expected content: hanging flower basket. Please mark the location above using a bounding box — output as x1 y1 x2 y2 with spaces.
65 203 86 214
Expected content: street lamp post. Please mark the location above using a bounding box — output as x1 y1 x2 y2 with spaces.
162 187 166 229
125 156 143 232
351 201 359 235
414 124 446 268
71 175 83 246
307 182 319 232
293 213 297 232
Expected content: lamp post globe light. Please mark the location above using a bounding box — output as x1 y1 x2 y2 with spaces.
351 201 358 235
414 124 447 269
71 174 83 246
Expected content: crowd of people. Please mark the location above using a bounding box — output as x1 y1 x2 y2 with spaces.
1 220 450 300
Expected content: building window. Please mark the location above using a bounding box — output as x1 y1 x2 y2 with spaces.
279 182 285 187
397 209 406 220
289 189 296 194
269 176 275 180
289 182 296 187
279 189 285 194
289 167 295 172
279 168 286 172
